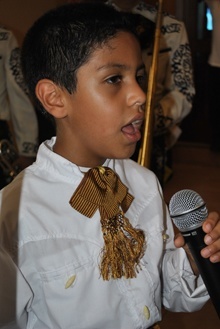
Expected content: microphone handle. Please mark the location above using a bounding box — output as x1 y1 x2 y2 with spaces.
182 227 220 318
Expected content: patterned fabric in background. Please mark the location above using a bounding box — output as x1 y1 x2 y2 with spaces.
0 27 38 156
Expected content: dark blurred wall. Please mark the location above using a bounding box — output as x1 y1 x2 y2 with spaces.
0 0 176 45
0 0 66 45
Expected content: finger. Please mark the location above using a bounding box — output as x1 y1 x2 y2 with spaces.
202 211 219 234
210 252 220 263
202 212 220 247
201 241 220 263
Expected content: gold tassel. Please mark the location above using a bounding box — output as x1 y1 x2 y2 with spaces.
100 211 145 280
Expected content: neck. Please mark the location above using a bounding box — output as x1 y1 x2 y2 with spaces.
112 0 140 11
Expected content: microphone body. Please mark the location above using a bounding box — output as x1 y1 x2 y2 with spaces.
169 189 220 318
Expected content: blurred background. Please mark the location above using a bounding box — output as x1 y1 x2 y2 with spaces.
0 0 219 328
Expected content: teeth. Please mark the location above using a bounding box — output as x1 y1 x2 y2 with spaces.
132 120 142 127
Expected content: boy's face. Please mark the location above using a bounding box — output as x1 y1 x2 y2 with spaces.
59 32 146 167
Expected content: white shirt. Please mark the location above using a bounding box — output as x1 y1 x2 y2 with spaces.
206 0 220 67
0 27 38 156
0 138 209 329
107 1 195 148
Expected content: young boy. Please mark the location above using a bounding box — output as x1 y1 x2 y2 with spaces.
0 3 220 329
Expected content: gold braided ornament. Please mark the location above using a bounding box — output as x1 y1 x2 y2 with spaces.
69 166 146 280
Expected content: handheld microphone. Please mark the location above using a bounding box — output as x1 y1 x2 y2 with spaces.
169 189 220 318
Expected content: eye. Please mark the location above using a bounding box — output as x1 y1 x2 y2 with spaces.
136 72 147 91
106 75 122 84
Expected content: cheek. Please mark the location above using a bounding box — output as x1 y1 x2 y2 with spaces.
90 118 115 137
72 90 121 137
87 103 120 133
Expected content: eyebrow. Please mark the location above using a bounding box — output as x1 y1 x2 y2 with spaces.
97 63 146 72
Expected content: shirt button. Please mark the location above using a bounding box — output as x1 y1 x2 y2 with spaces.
143 305 150 320
65 275 76 289
163 233 169 242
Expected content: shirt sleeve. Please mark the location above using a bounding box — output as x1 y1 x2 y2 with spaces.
4 30 38 157
0 246 33 328
162 208 209 312
135 167 209 313
0 184 33 328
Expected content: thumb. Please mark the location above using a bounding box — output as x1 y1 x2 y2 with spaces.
174 233 185 248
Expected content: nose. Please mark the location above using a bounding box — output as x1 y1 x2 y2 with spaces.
127 81 146 110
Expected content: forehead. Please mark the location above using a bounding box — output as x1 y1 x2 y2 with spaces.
88 31 142 68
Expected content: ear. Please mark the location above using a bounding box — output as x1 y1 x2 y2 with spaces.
35 79 67 118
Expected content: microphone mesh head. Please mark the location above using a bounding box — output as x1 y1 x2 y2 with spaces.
169 189 208 232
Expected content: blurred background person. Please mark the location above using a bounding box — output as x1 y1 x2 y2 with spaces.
105 0 195 187
0 26 38 188
205 0 220 152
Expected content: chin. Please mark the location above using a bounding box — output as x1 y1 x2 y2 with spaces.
117 149 136 160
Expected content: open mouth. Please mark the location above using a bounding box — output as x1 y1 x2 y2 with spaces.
121 119 143 135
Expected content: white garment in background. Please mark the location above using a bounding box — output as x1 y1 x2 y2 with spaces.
0 27 38 156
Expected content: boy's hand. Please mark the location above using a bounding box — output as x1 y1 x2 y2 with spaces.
174 211 220 264
201 211 220 263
